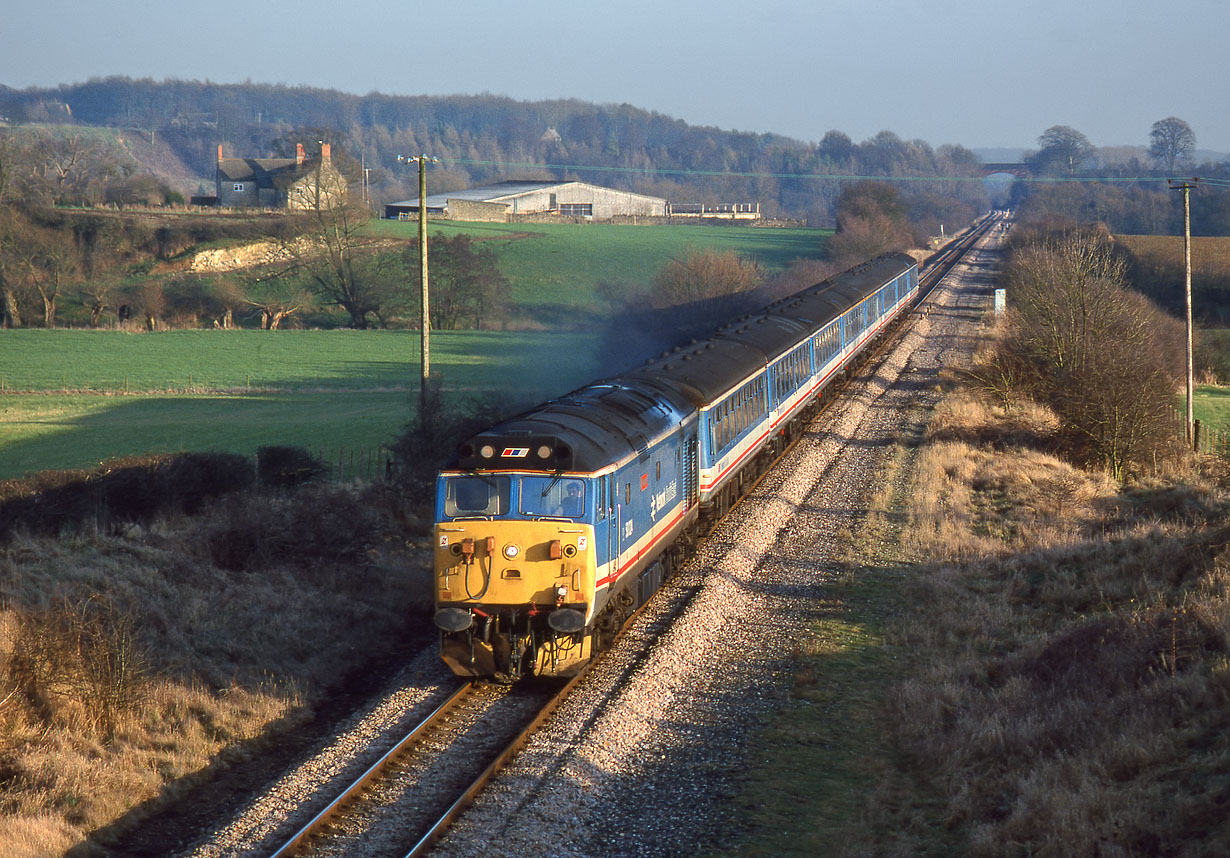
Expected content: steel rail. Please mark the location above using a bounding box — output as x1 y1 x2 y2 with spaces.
265 213 1002 858
399 215 1004 858
401 666 591 858
267 681 472 858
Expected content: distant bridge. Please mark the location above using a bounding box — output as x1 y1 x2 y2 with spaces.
981 162 1032 179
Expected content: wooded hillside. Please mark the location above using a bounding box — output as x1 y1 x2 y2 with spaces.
0 78 988 225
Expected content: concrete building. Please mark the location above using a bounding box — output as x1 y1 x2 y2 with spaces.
215 143 346 209
384 180 667 222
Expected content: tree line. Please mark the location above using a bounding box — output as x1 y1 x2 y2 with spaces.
1013 119 1230 236
0 77 988 227
0 200 508 332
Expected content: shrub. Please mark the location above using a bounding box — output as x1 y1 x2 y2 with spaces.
387 379 520 520
0 452 255 540
998 230 1183 476
200 484 385 573
7 595 148 736
256 446 327 489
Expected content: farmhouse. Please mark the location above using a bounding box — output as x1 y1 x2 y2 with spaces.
384 180 667 222
214 142 346 209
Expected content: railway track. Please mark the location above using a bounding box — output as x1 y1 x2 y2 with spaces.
264 679 566 858
242 215 1002 858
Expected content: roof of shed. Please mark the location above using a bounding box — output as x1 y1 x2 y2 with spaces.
387 180 666 210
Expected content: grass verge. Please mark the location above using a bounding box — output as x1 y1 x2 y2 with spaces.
720 381 1230 856
0 481 433 858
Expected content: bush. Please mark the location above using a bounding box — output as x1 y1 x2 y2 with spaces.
200 484 387 572
0 452 255 540
997 230 1183 476
7 595 148 736
387 380 520 520
256 446 327 489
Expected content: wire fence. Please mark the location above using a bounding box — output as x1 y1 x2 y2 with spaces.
315 445 394 483
1170 406 1229 457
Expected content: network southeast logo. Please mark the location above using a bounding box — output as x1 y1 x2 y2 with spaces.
502 447 530 458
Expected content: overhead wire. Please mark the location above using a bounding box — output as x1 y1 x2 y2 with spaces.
432 157 1193 185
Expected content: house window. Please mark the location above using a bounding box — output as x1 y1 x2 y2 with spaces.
560 203 592 217
233 183 245 192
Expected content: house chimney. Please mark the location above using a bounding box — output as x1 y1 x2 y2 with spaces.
296 143 305 165
217 144 224 164
321 142 331 162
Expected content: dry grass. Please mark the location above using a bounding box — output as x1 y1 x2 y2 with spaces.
865 388 1230 856
0 483 432 857
1115 234 1230 277
731 366 1230 857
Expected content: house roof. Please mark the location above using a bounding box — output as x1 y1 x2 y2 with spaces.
217 157 318 188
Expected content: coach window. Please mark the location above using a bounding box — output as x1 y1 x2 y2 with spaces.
625 483 631 505
597 475 608 520
656 460 661 481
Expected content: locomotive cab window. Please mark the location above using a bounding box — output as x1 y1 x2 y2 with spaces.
521 476 586 518
444 476 510 518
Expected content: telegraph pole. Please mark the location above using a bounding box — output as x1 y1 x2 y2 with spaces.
398 154 438 432
1169 178 1196 447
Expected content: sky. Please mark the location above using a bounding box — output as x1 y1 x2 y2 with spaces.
2 0 1227 153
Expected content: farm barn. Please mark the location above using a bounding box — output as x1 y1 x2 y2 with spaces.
384 180 667 222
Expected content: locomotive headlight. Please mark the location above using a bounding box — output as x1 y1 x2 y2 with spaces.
537 445 552 459
503 543 521 560
480 445 495 459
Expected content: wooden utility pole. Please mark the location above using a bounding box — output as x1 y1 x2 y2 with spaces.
1170 179 1196 447
398 154 438 432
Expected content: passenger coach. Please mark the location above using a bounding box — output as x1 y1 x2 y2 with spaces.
432 252 919 678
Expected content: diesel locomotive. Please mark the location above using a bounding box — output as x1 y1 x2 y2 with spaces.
432 252 920 678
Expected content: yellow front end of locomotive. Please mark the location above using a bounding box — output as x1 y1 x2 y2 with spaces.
433 520 596 677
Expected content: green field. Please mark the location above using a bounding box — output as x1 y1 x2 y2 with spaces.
367 220 829 320
0 329 601 393
0 330 603 479
2 220 829 478
1194 385 1230 431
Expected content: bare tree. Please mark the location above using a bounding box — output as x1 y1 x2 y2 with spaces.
243 271 314 330
4 216 79 327
826 181 914 266
410 233 509 330
1027 125 1096 176
651 248 762 308
79 277 121 327
206 276 247 329
274 164 402 328
1148 117 1196 173
1001 230 1182 475
128 282 166 331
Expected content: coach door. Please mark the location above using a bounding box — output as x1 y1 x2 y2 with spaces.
596 474 615 576
683 431 699 509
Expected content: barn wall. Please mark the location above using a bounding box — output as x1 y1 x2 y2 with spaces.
447 199 509 221
500 182 666 218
